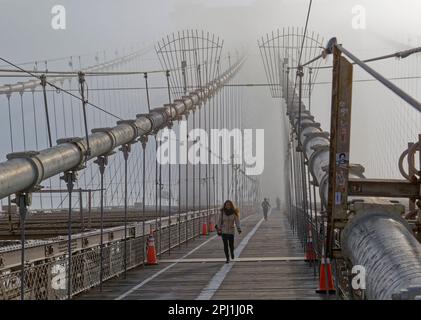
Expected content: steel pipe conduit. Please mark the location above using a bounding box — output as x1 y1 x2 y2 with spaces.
0 58 245 199
283 82 421 299
342 201 421 300
286 93 364 206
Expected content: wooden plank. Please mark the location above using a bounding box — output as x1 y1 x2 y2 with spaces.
76 210 333 300
158 257 305 263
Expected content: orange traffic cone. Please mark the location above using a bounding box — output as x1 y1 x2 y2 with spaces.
146 229 158 265
316 258 335 293
202 222 208 235
209 223 215 232
209 218 215 232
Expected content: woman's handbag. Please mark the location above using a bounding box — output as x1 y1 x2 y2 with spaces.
217 211 223 236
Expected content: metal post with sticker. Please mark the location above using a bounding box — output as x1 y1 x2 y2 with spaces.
326 44 353 258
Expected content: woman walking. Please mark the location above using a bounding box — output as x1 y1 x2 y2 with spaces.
216 200 242 263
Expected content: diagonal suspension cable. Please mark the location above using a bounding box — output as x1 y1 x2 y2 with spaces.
0 56 123 120
290 0 313 107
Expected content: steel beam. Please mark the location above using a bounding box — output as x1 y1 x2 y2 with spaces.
0 58 245 200
348 178 421 198
342 199 421 300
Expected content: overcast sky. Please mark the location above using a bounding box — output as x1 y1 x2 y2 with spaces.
1 0 420 64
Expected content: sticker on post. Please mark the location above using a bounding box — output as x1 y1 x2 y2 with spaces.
339 127 349 142
339 101 348 116
335 192 342 205
336 171 346 192
336 152 349 165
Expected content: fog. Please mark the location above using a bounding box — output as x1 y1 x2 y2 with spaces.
0 0 420 208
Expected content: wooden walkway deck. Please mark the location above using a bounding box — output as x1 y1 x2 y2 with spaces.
76 209 332 300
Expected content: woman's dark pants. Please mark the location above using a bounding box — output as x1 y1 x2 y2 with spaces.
222 234 234 260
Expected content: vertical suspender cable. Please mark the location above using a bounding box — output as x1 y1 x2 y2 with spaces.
40 75 53 148
16 193 28 300
197 64 202 236
62 171 75 300
204 64 210 231
155 137 159 246
192 97 196 234
31 89 42 208
141 139 147 265
221 85 225 203
120 144 130 279
158 132 162 253
144 73 151 113
60 81 68 137
6 93 14 152
19 92 27 151
51 85 63 208
166 70 172 253
78 72 91 158
94 156 107 292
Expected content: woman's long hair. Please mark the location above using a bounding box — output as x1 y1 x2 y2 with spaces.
221 200 240 217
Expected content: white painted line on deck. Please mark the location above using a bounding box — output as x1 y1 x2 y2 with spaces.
115 213 256 300
159 256 304 263
196 209 272 300
115 234 218 300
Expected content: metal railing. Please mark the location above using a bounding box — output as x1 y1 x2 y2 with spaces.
0 203 255 300
0 208 214 300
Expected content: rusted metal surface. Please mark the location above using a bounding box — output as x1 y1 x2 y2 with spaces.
342 200 421 300
348 178 420 198
0 59 244 200
326 47 353 258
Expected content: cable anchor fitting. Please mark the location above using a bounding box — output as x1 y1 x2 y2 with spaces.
78 71 91 158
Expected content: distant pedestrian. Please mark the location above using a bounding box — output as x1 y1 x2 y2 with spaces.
276 197 281 210
261 198 270 220
216 200 241 263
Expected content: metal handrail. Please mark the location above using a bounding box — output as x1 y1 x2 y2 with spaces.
0 203 256 300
